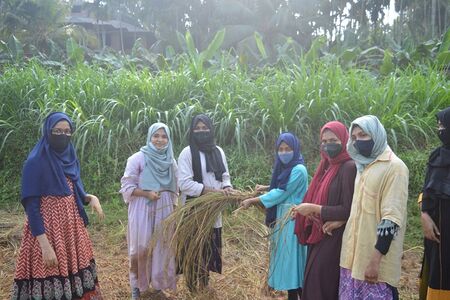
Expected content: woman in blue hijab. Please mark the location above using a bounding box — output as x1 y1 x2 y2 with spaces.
241 132 308 300
12 112 104 300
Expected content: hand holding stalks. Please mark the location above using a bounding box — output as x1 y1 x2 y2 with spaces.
254 184 269 193
240 197 260 209
291 203 321 218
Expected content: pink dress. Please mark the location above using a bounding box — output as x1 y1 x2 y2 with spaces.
120 152 177 292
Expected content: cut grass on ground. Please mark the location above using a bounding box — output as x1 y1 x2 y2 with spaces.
1 198 421 299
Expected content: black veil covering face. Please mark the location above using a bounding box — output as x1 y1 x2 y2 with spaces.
189 114 226 183
420 107 450 295
437 107 450 147
422 107 450 208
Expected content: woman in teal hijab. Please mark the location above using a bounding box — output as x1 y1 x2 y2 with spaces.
120 122 178 299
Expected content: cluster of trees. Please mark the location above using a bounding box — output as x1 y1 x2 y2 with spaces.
1 0 448 50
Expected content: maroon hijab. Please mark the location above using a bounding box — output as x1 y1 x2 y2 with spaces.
294 121 351 245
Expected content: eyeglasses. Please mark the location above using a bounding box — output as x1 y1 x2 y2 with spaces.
51 128 73 136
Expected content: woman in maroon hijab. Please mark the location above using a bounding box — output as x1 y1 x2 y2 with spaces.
293 121 356 300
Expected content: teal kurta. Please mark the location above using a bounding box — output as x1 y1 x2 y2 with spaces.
260 164 308 291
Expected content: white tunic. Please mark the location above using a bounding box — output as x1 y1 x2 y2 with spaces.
177 146 232 228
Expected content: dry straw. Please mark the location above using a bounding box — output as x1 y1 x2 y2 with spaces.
149 190 299 295
150 190 259 291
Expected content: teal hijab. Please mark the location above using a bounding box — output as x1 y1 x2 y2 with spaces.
347 115 388 172
139 123 177 193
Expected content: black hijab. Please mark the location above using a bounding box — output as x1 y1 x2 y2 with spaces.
189 114 226 183
422 107 450 210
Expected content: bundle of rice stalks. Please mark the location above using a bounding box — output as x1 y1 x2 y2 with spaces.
150 190 259 291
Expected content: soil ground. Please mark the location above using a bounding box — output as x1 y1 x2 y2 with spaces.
0 210 421 299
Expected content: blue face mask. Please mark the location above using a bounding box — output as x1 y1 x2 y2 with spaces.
278 151 294 164
354 139 375 157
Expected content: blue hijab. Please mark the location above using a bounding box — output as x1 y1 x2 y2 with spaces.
21 112 88 225
265 132 305 227
139 123 177 193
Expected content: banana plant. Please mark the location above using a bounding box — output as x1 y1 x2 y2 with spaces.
177 28 225 79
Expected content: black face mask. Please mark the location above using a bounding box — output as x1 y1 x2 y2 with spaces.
193 131 212 145
438 128 450 146
48 134 71 153
354 139 374 157
322 143 342 158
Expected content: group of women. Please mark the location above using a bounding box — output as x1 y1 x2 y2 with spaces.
10 107 450 300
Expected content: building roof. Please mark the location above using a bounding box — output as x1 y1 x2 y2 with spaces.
65 15 148 33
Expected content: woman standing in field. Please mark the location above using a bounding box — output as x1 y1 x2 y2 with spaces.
419 106 450 300
292 121 356 300
120 122 178 299
177 114 233 292
12 112 104 300
339 115 408 300
241 132 308 300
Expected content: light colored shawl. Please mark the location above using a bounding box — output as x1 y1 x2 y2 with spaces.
347 115 388 172
139 123 176 193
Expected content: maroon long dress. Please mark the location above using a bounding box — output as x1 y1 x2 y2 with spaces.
301 160 356 300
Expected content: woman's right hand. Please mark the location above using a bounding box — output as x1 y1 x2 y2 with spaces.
37 234 58 268
255 184 269 192
147 191 160 201
42 244 58 268
421 212 440 243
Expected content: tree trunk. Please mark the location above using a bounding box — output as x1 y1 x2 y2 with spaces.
431 0 436 38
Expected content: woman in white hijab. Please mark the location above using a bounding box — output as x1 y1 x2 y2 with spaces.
339 115 408 300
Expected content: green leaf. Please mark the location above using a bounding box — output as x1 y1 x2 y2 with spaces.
185 31 198 60
340 48 360 66
436 51 450 66
200 28 226 62
176 31 187 52
439 27 450 53
221 25 255 48
7 35 24 62
304 36 326 62
380 49 395 75
254 32 268 60
66 37 84 65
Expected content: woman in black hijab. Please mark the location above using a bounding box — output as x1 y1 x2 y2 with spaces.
177 114 234 292
420 106 450 299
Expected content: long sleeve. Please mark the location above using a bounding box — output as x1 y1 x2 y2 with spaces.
375 219 399 255
380 162 409 227
260 165 308 208
23 196 45 236
120 152 142 204
177 147 204 197
218 147 232 189
321 160 356 222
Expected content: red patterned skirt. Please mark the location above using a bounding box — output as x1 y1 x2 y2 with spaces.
12 184 102 300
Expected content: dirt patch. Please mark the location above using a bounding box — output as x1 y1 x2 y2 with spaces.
0 210 421 299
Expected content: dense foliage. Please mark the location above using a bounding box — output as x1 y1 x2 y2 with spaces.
0 58 448 206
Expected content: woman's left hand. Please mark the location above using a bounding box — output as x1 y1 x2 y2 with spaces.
87 194 105 220
364 250 382 283
322 220 346 235
223 186 237 196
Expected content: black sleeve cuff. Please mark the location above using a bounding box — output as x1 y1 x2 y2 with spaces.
375 234 394 255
